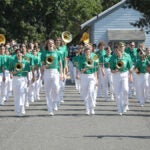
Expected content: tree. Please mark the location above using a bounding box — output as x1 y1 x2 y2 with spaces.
0 0 121 42
126 0 150 33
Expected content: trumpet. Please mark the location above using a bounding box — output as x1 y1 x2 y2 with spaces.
116 60 124 69
46 56 54 65
0 34 6 45
15 63 23 71
62 31 72 43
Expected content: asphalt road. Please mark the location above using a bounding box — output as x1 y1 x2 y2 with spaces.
0 80 150 150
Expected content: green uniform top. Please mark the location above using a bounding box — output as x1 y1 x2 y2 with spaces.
41 50 61 70
0 55 4 73
40 47 45 52
1 55 11 71
125 47 138 64
96 49 106 64
72 55 80 69
78 53 98 74
32 55 42 68
103 54 112 68
57 45 68 68
134 57 149 73
110 52 133 72
9 58 30 77
22 53 33 66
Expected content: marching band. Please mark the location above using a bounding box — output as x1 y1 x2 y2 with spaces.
0 33 150 117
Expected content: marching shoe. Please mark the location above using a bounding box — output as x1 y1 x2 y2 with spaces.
86 109 90 115
49 112 54 116
91 109 95 115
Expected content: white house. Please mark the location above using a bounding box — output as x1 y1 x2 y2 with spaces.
80 0 150 48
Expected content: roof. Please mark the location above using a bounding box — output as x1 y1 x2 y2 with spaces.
80 0 127 29
107 29 146 41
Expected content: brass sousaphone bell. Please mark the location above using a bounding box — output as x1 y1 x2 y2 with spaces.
15 63 23 71
0 34 6 45
116 60 124 69
80 32 89 44
46 56 54 65
62 31 72 43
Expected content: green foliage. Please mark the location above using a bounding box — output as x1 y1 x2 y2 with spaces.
0 0 120 42
127 0 150 33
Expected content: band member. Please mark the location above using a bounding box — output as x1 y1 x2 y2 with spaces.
41 39 63 116
110 42 132 115
101 46 114 101
96 41 106 98
55 37 68 104
125 41 138 98
0 45 11 104
21 44 34 106
9 49 30 116
30 48 42 101
72 48 81 92
134 51 149 106
77 46 98 115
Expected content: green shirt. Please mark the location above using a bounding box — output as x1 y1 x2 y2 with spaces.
78 53 98 74
1 55 11 71
125 47 138 64
57 45 68 68
134 57 149 73
41 50 61 70
72 55 80 68
32 55 42 68
110 52 133 72
10 58 30 77
22 53 33 66
103 54 112 68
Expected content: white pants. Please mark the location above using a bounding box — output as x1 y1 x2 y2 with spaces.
113 72 129 113
97 68 105 97
103 68 114 100
30 71 41 101
0 72 9 104
44 69 60 113
4 70 10 100
12 76 27 114
68 61 74 83
80 73 96 112
136 73 149 105
73 67 81 92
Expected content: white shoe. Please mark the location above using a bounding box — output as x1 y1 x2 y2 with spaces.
110 95 114 101
37 97 40 100
60 100 64 103
123 105 129 113
49 112 54 116
86 109 90 115
91 109 95 115
30 98 34 102
25 102 29 107
54 105 58 111
119 113 123 116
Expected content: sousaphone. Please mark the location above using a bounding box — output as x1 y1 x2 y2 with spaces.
0 34 6 45
62 31 72 43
